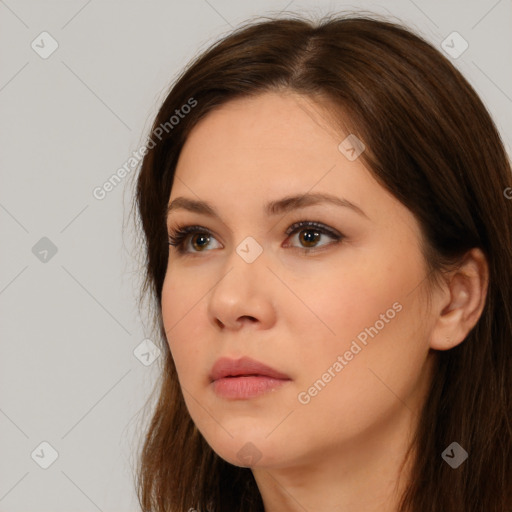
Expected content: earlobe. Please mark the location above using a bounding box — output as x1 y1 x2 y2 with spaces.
429 248 489 351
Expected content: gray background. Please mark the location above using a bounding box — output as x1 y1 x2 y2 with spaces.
1 1 511 511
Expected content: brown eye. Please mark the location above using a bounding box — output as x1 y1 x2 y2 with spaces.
168 221 343 256
191 233 210 251
285 221 342 251
298 229 322 247
168 225 221 254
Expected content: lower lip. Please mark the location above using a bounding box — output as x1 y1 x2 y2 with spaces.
212 376 290 399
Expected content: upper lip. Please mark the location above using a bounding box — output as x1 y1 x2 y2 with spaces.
209 356 291 381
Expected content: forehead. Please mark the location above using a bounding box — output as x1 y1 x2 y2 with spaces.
174 92 360 187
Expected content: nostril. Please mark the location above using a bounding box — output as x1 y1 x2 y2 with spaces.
239 315 257 323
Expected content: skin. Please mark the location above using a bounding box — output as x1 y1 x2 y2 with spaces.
161 91 489 512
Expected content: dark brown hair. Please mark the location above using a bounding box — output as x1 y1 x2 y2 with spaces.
132 11 512 512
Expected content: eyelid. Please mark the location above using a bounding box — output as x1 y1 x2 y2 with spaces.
284 220 341 239
167 224 219 250
168 220 341 240
168 220 344 254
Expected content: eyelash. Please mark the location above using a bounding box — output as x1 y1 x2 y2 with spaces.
167 220 344 255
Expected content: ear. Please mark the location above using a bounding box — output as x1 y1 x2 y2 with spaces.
429 248 489 351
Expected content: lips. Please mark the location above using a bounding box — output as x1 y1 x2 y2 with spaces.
209 356 290 382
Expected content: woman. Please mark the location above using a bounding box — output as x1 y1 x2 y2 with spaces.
132 12 512 512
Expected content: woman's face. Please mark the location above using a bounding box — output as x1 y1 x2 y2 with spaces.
162 91 436 469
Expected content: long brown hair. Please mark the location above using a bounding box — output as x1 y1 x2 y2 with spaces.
131 11 512 512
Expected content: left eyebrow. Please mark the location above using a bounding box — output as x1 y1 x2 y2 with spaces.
166 192 370 221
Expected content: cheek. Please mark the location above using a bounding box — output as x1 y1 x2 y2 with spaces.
161 266 206 330
285 256 396 348
291 300 429 447
289 245 428 387
161 272 205 379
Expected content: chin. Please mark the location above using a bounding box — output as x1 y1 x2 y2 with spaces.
203 430 283 468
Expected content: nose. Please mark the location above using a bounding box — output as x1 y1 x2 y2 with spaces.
207 243 276 331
